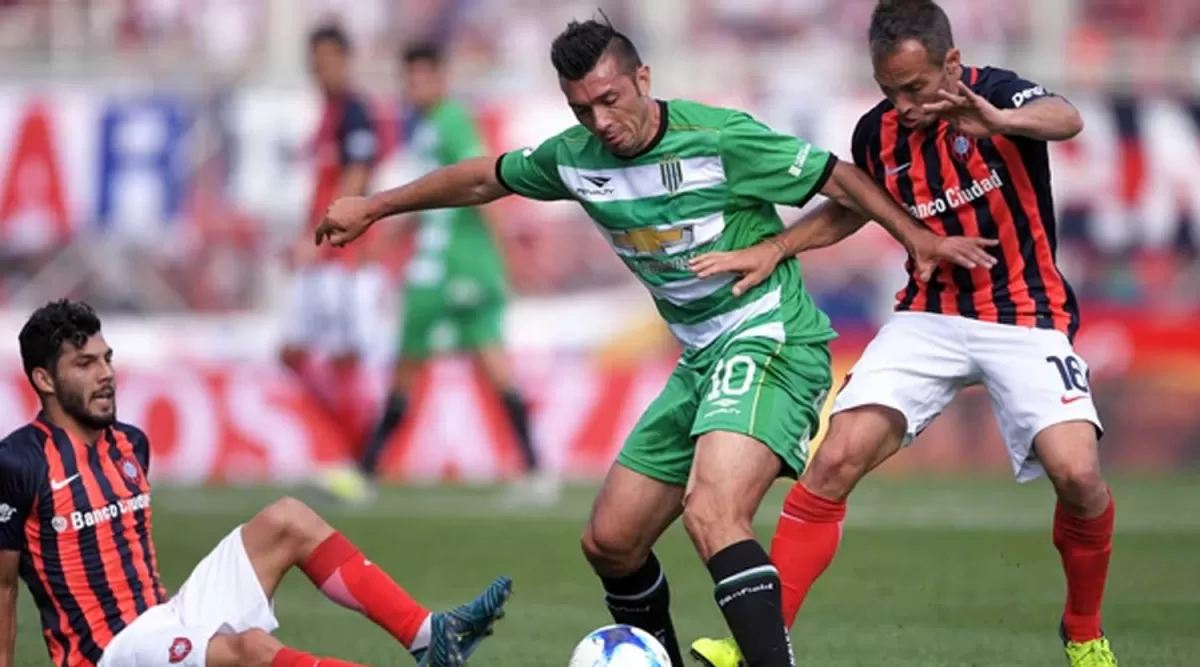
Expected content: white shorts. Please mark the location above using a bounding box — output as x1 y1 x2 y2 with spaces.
98 526 278 667
280 263 386 356
832 312 1103 482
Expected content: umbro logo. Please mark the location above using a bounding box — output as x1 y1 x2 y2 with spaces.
582 175 611 187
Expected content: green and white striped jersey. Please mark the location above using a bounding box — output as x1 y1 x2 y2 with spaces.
496 98 837 359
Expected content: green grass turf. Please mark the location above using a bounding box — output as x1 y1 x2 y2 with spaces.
12 475 1199 666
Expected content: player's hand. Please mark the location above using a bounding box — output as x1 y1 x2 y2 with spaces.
921 81 1011 138
688 240 786 297
910 231 999 281
314 196 376 247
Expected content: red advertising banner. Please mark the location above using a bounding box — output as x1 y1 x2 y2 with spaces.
0 311 1195 485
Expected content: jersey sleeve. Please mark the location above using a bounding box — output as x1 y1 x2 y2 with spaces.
0 446 41 551
338 98 379 167
850 114 873 173
975 68 1057 111
719 111 837 208
436 103 486 165
494 137 571 202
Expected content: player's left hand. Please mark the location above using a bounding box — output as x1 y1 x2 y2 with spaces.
910 231 1000 282
921 81 1011 138
688 240 785 297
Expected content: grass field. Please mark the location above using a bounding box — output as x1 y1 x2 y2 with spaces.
12 475 1199 667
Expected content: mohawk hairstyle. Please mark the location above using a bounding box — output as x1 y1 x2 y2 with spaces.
550 14 642 81
18 299 102 386
868 0 955 63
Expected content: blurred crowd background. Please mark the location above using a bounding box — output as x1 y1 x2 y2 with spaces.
0 0 1194 484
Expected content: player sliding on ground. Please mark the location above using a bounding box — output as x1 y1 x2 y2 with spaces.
0 299 510 667
689 2 1117 667
314 16 993 667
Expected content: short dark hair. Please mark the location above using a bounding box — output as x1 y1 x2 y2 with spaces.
309 23 351 53
402 41 443 66
868 0 955 63
18 299 102 385
550 18 642 81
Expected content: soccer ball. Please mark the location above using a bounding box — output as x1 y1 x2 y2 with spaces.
568 624 672 667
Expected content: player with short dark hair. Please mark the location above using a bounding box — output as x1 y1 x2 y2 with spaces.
0 299 510 667
688 1 1116 666
313 14 993 667
279 24 385 436
316 39 556 507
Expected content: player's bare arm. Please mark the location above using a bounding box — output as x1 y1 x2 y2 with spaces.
315 156 508 247
0 550 18 667
690 201 868 296
693 162 1000 294
819 160 998 279
923 81 1084 141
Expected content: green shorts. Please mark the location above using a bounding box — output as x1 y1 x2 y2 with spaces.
616 337 833 487
398 284 505 360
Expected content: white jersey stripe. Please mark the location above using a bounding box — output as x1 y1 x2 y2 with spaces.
644 273 736 306
558 155 726 203
669 287 782 349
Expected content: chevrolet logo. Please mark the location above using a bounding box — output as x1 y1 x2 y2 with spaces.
611 227 690 254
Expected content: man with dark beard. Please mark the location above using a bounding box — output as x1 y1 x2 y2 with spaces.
0 300 510 667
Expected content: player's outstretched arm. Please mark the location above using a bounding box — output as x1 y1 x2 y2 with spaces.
0 551 18 667
314 156 510 248
690 200 867 296
922 80 1083 142
819 161 998 281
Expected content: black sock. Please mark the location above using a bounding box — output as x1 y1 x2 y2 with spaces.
358 393 408 477
600 552 684 667
708 540 795 667
500 390 539 471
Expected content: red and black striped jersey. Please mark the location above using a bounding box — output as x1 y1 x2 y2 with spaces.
310 92 380 265
852 66 1081 339
0 416 166 667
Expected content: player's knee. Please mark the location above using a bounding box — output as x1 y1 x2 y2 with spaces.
222 629 280 667
1048 461 1107 514
253 496 332 553
581 519 647 577
804 437 871 499
680 489 748 559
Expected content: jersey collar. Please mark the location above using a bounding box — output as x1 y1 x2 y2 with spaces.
619 99 669 160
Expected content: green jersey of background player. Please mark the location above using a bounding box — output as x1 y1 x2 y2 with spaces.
318 43 554 508
315 19 993 667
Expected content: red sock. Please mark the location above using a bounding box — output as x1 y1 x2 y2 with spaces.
301 532 430 647
1053 493 1114 642
271 646 369 667
769 483 846 628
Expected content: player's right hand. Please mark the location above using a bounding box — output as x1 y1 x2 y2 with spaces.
911 233 1000 282
689 240 785 297
314 196 375 247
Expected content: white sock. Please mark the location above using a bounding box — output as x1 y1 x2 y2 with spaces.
409 615 432 653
